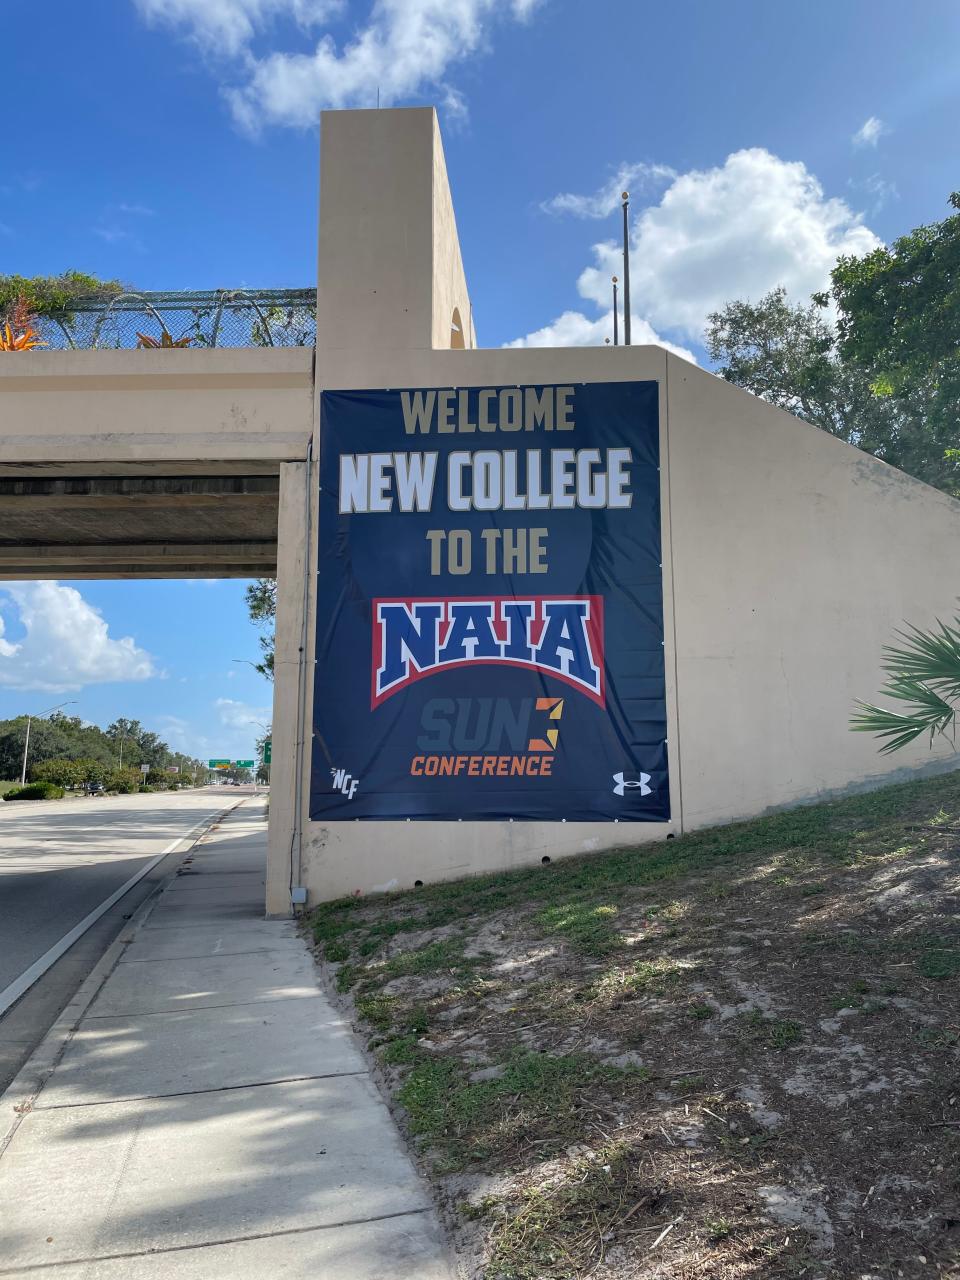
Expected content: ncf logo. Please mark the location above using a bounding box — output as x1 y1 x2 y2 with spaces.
371 596 604 709
330 767 359 800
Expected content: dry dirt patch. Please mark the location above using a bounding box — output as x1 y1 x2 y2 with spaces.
310 772 960 1279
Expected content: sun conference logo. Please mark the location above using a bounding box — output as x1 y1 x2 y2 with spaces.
410 695 565 779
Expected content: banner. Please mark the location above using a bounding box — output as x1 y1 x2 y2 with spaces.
310 382 669 822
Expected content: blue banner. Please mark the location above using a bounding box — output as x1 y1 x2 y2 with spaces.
310 381 669 822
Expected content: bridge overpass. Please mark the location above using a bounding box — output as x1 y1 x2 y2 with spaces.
3 106 959 917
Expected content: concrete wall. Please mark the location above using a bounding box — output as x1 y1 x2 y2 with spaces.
262 343 960 911
317 107 475 355
0 349 312 476
266 461 311 916
430 112 476 350
666 353 960 829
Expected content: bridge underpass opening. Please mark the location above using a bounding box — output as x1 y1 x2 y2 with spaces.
0 467 293 917
0 473 280 580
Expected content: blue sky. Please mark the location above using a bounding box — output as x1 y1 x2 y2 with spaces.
1 0 957 762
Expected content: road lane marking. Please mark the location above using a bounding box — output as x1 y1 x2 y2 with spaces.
0 809 230 1019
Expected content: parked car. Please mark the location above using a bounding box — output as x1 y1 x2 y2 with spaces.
84 781 105 795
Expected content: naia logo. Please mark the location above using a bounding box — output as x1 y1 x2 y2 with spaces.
372 596 604 709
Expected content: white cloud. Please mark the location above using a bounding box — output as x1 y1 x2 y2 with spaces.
505 309 697 362
133 0 343 58
158 713 190 733
215 697 272 729
93 226 138 244
134 0 545 132
158 701 271 764
852 116 886 148
0 582 157 693
860 172 898 211
541 162 676 219
575 148 880 341
509 148 879 352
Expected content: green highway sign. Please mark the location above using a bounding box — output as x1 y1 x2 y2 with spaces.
208 759 231 768
263 739 271 765
235 760 255 770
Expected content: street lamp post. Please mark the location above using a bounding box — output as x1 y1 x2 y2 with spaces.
20 701 78 786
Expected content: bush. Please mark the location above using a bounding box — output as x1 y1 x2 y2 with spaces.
3 781 65 801
32 757 83 788
168 781 180 790
107 768 141 794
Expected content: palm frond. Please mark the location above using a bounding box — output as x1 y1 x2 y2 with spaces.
879 616 960 699
851 680 957 754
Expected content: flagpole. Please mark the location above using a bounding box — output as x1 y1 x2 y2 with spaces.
621 191 631 346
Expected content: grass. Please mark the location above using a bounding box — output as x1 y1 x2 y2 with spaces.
0 780 20 796
307 767 960 1279
534 901 624 955
312 769 960 969
397 1050 647 1171
379 938 471 980
736 1011 804 1049
917 946 960 980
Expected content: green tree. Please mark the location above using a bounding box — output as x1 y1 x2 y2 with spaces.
218 766 253 784
106 718 144 769
255 728 271 785
244 578 277 679
0 712 177 782
831 193 960 405
72 758 109 785
707 193 960 495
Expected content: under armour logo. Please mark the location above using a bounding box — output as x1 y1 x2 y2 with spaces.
612 771 652 797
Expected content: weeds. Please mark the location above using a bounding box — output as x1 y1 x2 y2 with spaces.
736 1011 804 1050
535 901 623 955
481 1143 661 1279
398 1050 647 1170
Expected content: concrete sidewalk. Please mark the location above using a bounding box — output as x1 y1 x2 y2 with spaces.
0 801 454 1279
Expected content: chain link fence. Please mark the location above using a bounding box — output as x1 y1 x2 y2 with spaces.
35 288 316 350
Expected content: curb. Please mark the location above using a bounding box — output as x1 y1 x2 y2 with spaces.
0 787 226 814
0 798 247 1158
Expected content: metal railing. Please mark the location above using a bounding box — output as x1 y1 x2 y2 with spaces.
35 288 316 350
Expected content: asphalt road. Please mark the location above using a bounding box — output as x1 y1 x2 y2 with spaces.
0 787 254 1093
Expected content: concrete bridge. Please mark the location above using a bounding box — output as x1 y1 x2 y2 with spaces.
3 106 959 915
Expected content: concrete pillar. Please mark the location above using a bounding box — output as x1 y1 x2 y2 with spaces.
265 459 309 917
317 107 474 355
